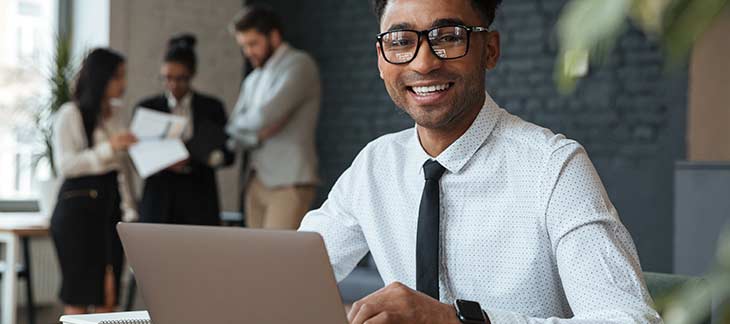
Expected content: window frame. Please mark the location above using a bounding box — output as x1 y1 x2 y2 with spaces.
0 0 71 211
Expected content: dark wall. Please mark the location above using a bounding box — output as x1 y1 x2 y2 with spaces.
253 0 688 272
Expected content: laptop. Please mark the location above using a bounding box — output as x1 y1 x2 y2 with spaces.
117 223 348 324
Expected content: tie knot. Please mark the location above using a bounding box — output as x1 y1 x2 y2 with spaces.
423 160 446 181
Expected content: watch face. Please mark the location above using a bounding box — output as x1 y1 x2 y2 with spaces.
456 299 485 322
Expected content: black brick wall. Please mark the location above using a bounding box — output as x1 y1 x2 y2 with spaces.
252 0 688 272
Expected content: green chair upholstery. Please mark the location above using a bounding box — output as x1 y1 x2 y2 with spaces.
644 272 711 323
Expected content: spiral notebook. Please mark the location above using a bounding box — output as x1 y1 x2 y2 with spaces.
59 310 151 324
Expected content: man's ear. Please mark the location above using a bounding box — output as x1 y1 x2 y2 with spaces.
376 42 385 80
484 31 501 71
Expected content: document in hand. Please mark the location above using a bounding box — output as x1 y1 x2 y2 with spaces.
130 107 187 140
129 139 188 178
129 108 190 178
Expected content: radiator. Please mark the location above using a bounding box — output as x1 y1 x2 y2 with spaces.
19 237 61 306
3 237 134 307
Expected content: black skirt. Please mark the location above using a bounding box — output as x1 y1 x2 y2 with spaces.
50 172 124 306
139 169 221 226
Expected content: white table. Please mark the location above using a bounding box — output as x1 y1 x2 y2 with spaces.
0 212 49 324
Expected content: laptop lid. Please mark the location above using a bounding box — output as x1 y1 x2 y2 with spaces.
117 223 347 324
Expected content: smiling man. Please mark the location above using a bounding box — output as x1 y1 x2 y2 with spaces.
298 0 662 323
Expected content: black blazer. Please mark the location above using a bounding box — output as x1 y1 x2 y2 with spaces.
136 92 234 225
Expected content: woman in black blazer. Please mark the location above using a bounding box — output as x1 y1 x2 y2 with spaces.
137 34 234 225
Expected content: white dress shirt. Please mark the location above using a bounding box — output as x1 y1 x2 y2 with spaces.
299 93 662 323
166 91 193 141
53 102 137 221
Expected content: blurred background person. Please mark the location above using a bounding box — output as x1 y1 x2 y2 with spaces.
50 48 137 315
226 5 321 230
137 34 234 226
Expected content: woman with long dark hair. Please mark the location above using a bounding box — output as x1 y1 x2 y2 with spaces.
51 48 137 314
137 33 234 225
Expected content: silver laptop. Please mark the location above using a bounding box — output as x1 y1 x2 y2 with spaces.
117 223 348 324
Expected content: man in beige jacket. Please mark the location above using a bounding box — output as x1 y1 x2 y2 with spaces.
226 5 321 230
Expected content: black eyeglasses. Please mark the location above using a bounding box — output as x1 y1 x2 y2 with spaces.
376 25 489 65
159 74 191 84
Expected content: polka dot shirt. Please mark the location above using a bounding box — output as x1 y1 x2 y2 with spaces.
299 93 662 323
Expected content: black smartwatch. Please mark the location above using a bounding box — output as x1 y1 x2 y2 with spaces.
454 299 488 324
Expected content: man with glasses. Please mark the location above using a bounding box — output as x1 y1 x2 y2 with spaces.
226 5 321 230
299 0 661 323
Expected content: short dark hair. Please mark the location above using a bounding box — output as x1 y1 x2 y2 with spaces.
230 4 283 36
165 33 197 75
371 0 502 27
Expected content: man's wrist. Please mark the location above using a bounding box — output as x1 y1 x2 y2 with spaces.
442 302 463 324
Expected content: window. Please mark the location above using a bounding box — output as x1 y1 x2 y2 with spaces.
0 0 59 201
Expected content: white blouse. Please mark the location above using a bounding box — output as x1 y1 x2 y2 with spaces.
52 102 137 221
165 91 193 141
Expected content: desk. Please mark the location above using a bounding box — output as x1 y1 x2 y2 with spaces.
0 212 49 324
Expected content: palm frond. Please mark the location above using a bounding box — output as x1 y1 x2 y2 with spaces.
34 33 74 178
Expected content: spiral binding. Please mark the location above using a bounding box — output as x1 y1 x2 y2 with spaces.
98 319 151 324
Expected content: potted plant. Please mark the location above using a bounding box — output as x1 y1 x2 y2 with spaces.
33 34 73 217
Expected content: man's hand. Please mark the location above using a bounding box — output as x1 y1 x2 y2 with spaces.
347 282 461 324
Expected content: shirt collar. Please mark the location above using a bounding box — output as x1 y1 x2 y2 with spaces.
166 91 192 110
410 91 501 176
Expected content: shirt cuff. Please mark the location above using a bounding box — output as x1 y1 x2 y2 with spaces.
240 133 259 148
122 208 138 222
227 133 259 150
94 141 115 162
482 308 530 324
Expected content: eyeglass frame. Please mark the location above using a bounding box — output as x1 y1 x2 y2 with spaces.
376 24 490 65
159 74 192 84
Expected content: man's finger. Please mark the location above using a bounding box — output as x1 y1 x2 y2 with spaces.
347 301 361 323
350 284 396 320
350 302 382 324
361 311 392 324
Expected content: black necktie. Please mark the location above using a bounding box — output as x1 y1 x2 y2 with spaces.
417 159 446 300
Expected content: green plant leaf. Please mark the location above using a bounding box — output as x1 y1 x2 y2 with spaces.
557 0 632 51
555 0 632 92
35 33 74 178
631 0 673 35
662 0 729 64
